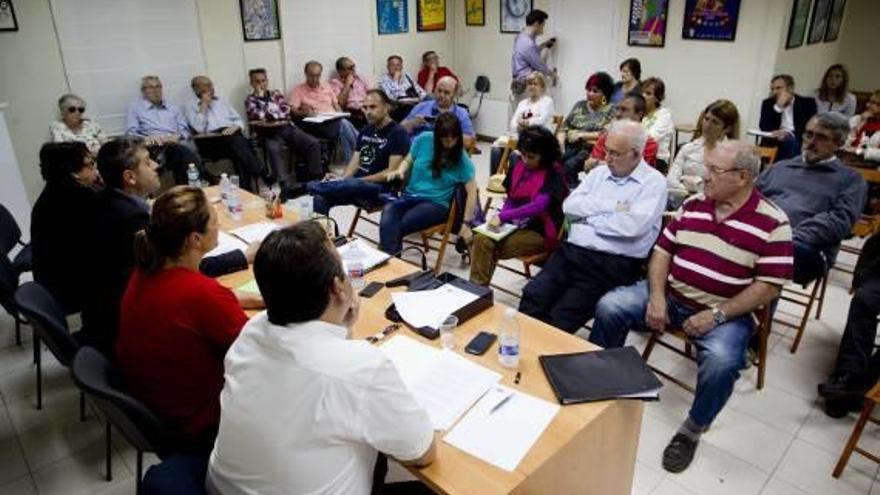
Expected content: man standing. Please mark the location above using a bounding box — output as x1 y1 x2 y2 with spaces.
759 74 818 161
329 56 371 128
510 9 556 108
125 76 210 184
518 120 667 333
245 68 323 188
289 60 359 164
307 89 409 216
584 92 659 171
402 76 475 148
757 112 866 285
184 75 269 191
207 222 436 494
589 141 793 473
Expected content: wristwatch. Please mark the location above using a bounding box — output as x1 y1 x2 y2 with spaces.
712 307 727 325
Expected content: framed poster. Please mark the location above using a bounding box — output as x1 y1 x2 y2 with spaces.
377 0 408 35
239 0 281 41
785 0 812 49
417 0 446 32
627 0 669 48
0 0 19 32
465 0 485 26
682 0 741 42
500 0 532 34
808 0 832 44
824 0 846 42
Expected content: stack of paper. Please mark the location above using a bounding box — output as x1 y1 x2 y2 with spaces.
390 285 478 329
337 238 391 273
303 112 351 123
444 385 560 471
747 128 775 138
380 336 501 430
473 222 518 242
230 221 281 244
205 231 248 258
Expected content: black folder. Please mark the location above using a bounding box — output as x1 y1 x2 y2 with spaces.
539 346 663 405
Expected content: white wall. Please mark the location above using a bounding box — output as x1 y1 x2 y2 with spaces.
837 0 880 92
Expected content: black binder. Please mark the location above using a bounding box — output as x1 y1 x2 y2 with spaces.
539 346 663 405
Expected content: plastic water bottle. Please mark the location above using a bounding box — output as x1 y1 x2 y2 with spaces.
346 242 366 291
498 307 521 369
226 184 243 222
219 173 230 202
186 163 200 187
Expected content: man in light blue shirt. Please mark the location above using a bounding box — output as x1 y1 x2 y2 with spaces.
401 76 475 149
125 76 210 184
185 75 268 191
510 10 555 107
519 120 667 333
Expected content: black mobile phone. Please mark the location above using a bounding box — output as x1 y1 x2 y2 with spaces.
359 281 384 298
465 331 498 355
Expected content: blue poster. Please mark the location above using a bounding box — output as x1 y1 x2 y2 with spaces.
377 0 408 35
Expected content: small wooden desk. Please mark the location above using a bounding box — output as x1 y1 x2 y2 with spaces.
213 188 644 495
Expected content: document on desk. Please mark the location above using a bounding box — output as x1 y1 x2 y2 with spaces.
230 221 281 244
444 385 560 471
205 231 248 258
390 285 479 329
302 112 351 123
380 336 501 430
337 238 391 273
747 128 775 138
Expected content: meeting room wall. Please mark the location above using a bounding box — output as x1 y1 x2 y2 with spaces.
836 0 880 93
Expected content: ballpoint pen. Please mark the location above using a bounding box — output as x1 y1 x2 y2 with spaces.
489 392 514 415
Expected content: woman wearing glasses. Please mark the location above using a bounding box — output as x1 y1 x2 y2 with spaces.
49 93 106 155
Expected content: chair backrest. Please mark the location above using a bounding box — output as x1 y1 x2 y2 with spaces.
758 146 778 170
0 203 22 256
71 347 172 456
14 282 80 366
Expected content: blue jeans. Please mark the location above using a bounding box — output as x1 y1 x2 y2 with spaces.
379 197 449 254
306 178 386 216
337 119 358 164
775 134 800 161
589 281 754 427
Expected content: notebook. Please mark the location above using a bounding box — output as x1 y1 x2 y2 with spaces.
539 346 662 405
473 222 518 242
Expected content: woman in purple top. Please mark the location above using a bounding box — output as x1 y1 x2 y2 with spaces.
469 126 568 285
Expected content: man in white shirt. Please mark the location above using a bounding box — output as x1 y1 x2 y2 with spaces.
207 221 436 495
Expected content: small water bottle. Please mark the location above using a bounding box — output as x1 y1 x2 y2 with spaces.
346 243 366 291
226 184 243 222
186 163 200 187
498 307 521 369
219 173 230 202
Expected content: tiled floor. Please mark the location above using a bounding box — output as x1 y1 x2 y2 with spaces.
1 142 878 494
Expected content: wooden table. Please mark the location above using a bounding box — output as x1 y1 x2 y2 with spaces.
212 188 644 495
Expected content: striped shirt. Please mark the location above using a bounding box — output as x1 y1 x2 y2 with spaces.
656 189 793 310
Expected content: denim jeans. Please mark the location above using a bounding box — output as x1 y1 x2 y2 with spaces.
306 178 387 216
589 281 753 427
379 197 449 254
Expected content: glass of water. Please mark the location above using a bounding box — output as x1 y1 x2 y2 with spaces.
439 315 458 350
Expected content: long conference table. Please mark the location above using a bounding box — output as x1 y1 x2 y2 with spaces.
209 187 643 494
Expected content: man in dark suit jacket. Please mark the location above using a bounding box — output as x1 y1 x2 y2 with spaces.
82 137 250 358
759 74 818 161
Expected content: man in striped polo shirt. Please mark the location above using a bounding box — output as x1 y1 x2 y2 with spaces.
589 141 793 473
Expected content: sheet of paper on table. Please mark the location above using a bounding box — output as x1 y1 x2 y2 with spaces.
205 231 249 259
746 128 775 138
230 221 281 244
380 335 500 430
302 112 351 123
337 238 391 273
390 284 479 329
444 385 560 472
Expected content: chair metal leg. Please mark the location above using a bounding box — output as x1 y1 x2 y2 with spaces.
79 392 86 422
105 421 113 481
347 208 362 238
136 450 144 495
34 337 42 410
833 399 875 477
816 274 829 320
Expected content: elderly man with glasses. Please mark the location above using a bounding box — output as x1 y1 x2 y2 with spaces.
518 120 667 333
757 111 867 285
589 141 794 474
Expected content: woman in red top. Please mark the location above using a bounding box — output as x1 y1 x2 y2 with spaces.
116 186 262 452
417 51 459 95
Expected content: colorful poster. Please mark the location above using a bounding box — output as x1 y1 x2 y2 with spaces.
377 0 408 35
682 0 741 42
466 0 485 26
808 0 832 44
824 0 846 42
627 0 668 48
785 0 812 49
418 0 446 32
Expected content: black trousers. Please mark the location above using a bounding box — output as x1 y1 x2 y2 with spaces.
832 278 880 384
195 132 266 191
149 142 203 185
371 453 433 495
259 124 323 185
519 243 645 333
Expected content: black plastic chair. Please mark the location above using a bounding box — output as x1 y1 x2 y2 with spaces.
13 282 85 417
71 347 174 494
142 455 209 495
0 257 23 345
0 203 32 275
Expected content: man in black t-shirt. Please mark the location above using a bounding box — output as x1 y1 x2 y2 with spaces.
308 89 410 215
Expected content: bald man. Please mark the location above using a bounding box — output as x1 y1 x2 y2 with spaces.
401 76 475 148
519 120 667 333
